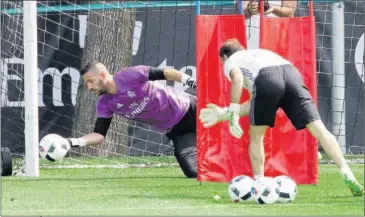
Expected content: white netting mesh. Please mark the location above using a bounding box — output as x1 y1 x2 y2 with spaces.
295 1 364 155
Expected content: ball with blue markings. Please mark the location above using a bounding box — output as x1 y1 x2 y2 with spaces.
252 177 280 204
228 175 254 202
39 134 70 162
274 175 298 203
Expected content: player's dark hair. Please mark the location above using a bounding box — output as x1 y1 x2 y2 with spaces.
79 60 99 75
219 39 245 58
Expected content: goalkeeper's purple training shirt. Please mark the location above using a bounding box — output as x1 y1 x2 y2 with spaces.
96 65 191 131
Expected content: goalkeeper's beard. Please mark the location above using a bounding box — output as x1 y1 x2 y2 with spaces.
91 86 109 96
98 87 108 95
96 81 109 96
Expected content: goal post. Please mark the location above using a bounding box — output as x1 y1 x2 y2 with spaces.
1 1 39 176
331 1 346 154
23 1 39 177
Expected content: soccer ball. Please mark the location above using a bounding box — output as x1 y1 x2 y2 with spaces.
228 175 254 202
274 175 298 203
39 134 70 162
252 177 280 204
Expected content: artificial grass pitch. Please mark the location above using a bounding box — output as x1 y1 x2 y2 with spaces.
1 165 364 216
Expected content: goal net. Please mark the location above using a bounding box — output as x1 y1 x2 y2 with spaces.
295 1 364 162
1 1 363 176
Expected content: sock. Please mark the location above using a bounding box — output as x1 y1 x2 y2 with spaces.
254 174 264 180
340 166 355 180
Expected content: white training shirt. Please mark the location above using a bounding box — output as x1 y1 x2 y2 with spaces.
223 49 292 94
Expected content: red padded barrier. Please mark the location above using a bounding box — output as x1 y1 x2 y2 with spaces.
196 15 250 182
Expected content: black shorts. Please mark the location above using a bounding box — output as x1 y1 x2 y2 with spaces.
250 64 320 130
165 96 197 178
166 96 196 139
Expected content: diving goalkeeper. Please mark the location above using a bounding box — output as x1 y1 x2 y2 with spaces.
199 39 363 196
66 61 197 178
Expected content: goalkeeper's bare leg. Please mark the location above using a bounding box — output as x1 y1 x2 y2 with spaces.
248 125 268 181
306 120 363 196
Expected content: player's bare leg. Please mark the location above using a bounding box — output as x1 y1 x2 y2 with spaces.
306 120 364 196
249 125 268 180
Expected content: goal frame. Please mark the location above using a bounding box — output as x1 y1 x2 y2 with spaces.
23 0 39 177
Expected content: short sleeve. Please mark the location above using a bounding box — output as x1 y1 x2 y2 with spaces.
96 96 113 118
224 58 239 82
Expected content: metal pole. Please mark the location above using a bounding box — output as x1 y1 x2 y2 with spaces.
309 0 314 17
23 0 39 176
331 1 346 154
238 0 244 14
0 0 2 152
259 0 264 44
196 0 200 15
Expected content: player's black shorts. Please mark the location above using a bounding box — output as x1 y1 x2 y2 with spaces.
249 64 321 130
167 96 196 138
166 96 196 178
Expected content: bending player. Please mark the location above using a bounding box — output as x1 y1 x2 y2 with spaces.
199 39 364 196
66 61 197 178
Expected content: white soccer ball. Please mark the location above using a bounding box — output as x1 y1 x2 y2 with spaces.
228 175 254 202
252 177 280 204
274 175 298 203
39 134 70 162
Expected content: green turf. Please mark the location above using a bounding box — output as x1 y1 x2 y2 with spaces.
38 155 176 166
34 153 364 166
1 165 364 216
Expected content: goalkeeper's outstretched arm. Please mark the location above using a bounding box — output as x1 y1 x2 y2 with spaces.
148 67 196 89
68 117 112 147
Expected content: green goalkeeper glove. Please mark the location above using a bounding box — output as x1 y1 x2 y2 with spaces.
199 103 243 138
199 103 230 128
227 103 243 139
